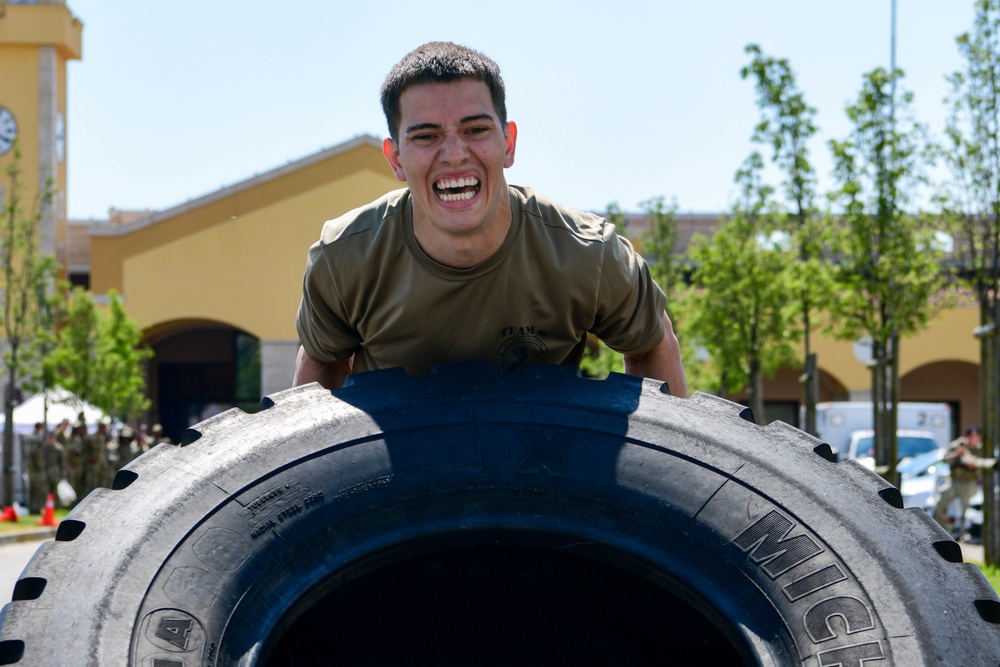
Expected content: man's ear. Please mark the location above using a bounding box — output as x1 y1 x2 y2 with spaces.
383 137 407 182
503 121 517 169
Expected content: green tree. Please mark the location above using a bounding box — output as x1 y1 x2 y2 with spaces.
741 43 830 435
827 67 944 485
683 153 800 422
47 288 151 422
939 0 1000 565
47 286 100 403
20 279 69 428
577 339 624 380
92 291 152 422
28 282 67 393
639 196 683 307
605 201 628 237
1 146 56 509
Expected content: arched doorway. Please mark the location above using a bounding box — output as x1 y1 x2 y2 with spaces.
901 360 979 439
144 321 261 444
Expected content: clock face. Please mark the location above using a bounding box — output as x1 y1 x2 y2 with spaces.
0 106 17 156
56 112 65 162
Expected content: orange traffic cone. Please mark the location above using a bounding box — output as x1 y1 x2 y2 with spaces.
37 494 56 527
0 505 18 522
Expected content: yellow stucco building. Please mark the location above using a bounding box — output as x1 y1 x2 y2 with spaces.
0 0 79 261
1 2 988 443
86 136 399 438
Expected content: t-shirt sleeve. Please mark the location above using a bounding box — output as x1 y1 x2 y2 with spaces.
589 224 667 356
295 241 362 364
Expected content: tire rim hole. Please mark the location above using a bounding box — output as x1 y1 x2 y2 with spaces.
264 547 750 666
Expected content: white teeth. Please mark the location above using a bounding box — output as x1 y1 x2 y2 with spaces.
437 189 477 202
434 176 479 202
435 177 479 190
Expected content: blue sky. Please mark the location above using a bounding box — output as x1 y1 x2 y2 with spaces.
65 1 976 220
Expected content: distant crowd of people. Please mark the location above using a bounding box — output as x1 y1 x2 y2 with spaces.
21 414 171 513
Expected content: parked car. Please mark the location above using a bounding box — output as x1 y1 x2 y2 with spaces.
898 446 983 541
898 448 949 511
847 428 941 470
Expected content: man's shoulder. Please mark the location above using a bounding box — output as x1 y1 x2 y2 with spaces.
318 189 409 246
511 185 609 243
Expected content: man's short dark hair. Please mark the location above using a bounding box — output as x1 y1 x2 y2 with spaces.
965 425 982 437
380 41 507 142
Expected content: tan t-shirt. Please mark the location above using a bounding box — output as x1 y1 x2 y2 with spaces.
297 186 666 376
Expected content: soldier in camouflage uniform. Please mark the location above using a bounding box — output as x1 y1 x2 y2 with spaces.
42 431 67 507
112 426 141 472
934 425 998 538
82 421 108 497
147 423 169 447
65 420 87 503
23 422 46 513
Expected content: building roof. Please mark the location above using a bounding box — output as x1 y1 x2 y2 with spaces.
89 134 382 238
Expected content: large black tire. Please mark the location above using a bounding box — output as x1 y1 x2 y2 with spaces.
1 363 998 666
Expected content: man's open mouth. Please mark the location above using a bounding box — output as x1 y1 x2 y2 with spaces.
435 177 480 202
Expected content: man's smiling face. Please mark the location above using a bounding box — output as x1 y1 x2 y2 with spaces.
383 78 517 265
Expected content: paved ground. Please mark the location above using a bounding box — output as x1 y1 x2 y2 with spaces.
962 540 985 565
0 539 47 603
0 528 56 602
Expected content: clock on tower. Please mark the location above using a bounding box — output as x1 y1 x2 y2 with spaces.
0 105 17 156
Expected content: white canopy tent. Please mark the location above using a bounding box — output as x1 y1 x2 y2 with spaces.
0 388 111 504
0 387 108 435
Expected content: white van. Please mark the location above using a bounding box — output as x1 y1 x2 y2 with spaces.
846 428 942 469
812 401 952 461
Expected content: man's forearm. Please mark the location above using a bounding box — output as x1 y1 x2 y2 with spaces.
292 345 353 389
623 314 687 397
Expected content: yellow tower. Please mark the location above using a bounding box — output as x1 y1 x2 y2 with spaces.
0 0 82 263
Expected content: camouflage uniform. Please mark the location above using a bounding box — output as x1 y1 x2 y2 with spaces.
23 424 46 513
42 433 66 506
113 427 141 472
82 425 108 497
147 423 169 447
934 426 991 535
65 422 87 503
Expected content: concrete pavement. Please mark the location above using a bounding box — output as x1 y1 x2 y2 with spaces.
0 527 55 547
961 540 985 564
0 538 49 603
0 527 56 603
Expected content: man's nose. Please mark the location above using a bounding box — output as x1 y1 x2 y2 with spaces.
439 132 471 164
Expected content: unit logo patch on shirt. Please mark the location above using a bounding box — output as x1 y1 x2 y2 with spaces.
497 326 548 371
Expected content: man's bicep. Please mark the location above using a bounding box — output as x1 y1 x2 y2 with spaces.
297 259 363 366
592 232 668 355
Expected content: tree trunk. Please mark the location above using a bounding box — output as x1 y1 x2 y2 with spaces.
871 340 886 473
2 370 15 508
982 299 1000 567
886 334 900 490
750 359 766 426
803 353 818 435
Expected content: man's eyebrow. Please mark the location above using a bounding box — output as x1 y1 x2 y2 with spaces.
403 114 497 135
404 122 442 134
460 114 497 125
